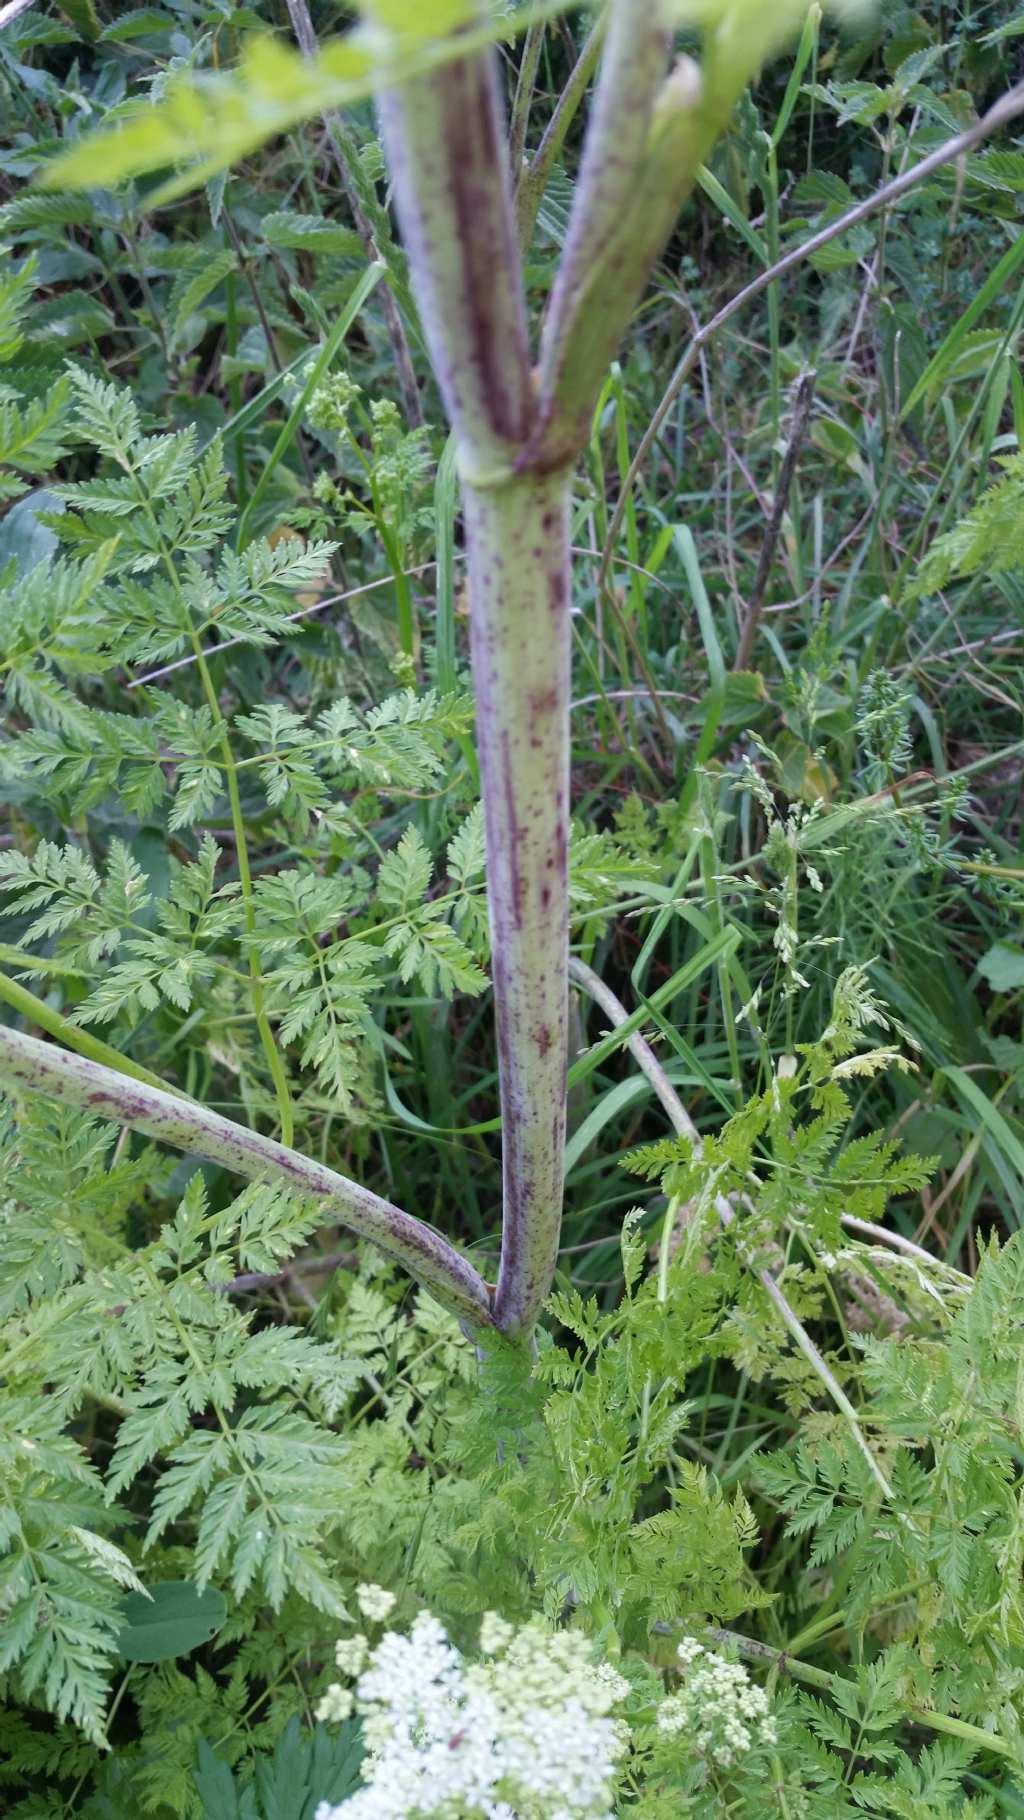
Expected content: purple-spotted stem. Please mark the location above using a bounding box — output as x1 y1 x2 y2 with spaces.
0 1025 494 1332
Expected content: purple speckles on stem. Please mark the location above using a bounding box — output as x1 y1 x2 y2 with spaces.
0 1026 495 1330
446 60 533 447
373 6 700 1335
499 728 526 931
377 50 533 471
464 470 572 1333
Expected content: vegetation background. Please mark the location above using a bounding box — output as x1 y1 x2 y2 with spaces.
3 0 1024 1814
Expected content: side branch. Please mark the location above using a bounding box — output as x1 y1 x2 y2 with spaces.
376 37 534 479
0 1026 494 1332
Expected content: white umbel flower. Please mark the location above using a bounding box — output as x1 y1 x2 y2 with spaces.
657 1638 777 1770
355 1583 398 1622
315 1684 355 1724
335 1635 370 1677
314 1608 630 1820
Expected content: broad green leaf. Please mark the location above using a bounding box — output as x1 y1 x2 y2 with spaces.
193 1719 364 1820
116 1579 227 1662
261 211 363 256
978 945 1024 994
0 487 63 577
169 247 238 346
983 8 1024 43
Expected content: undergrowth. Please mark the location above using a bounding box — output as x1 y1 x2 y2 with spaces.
2 1 1024 1814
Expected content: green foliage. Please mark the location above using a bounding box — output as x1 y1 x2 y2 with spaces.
0 1100 364 1746
907 452 1024 599
193 1717 364 1820
3 0 1024 1813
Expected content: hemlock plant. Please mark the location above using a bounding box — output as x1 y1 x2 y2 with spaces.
0 0 862 1338
9 2 1024 1813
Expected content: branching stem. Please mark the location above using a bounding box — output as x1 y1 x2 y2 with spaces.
0 1025 494 1332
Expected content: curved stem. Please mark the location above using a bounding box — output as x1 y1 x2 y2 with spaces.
0 967 187 1099
703 1626 1016 1761
0 1026 494 1332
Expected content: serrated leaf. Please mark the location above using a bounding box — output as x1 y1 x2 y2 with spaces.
169 248 238 347
262 211 363 256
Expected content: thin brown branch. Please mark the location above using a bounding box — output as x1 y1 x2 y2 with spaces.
600 77 1024 589
219 1247 358 1295
734 368 816 672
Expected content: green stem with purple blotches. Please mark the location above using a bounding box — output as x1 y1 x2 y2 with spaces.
0 1024 494 1333
464 469 572 1333
375 0 714 1334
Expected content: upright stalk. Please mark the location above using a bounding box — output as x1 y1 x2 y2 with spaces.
464 470 572 1331
2 0 810 1340
374 0 713 1334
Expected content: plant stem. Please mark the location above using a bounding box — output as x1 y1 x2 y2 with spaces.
508 19 545 176
0 1024 494 1332
189 631 296 1146
465 468 573 1333
0 967 187 1098
515 21 602 247
283 0 424 431
703 1627 1017 1760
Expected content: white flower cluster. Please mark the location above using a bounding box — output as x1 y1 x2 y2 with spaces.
314 1606 631 1820
356 1582 397 1623
657 1637 777 1770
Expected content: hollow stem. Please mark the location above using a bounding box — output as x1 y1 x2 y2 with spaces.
465 469 573 1334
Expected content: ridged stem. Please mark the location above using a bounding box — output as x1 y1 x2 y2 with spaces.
0 1025 494 1332
465 469 573 1334
376 42 534 481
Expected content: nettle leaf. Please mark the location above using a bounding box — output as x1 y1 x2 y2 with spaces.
167 246 238 346
261 211 363 257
